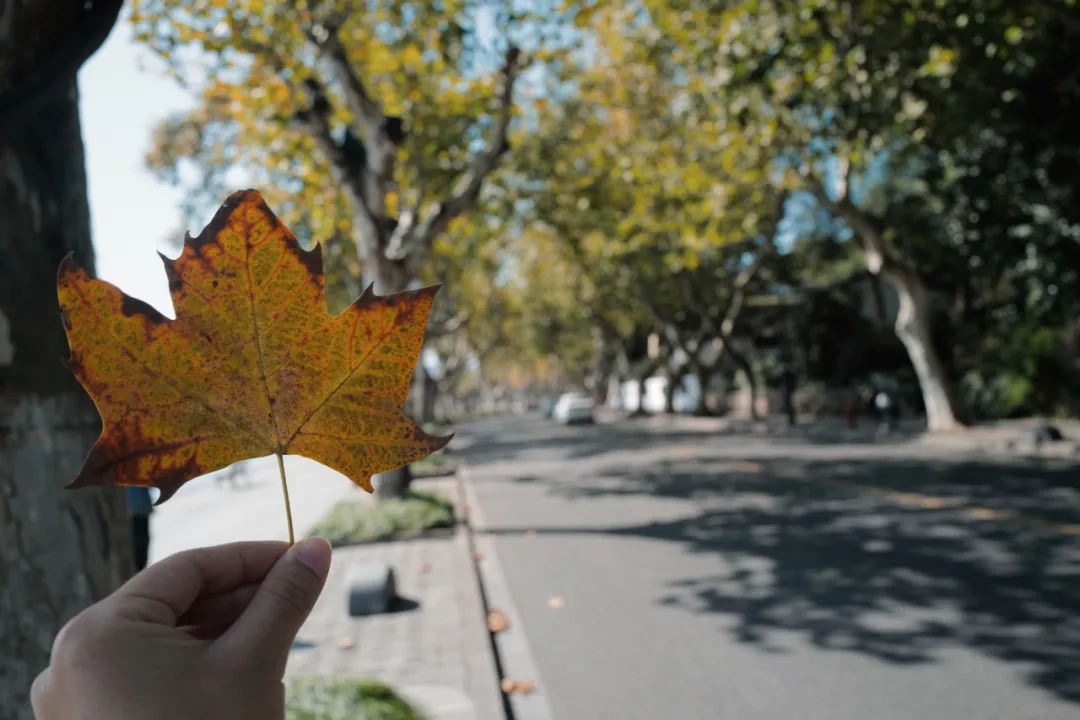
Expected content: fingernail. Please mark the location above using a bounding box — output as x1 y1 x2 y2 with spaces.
294 537 332 575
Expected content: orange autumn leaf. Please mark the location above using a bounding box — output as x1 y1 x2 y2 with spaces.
57 189 450 503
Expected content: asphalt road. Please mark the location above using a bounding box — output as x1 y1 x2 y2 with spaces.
457 414 1080 720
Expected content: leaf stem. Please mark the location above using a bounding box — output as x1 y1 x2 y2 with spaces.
276 450 295 545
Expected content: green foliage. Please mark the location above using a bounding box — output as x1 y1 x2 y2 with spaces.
287 677 426 720
307 490 455 546
132 0 1080 420
962 325 1080 419
410 450 450 476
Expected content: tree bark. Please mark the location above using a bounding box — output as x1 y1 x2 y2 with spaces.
887 268 960 431
0 81 133 720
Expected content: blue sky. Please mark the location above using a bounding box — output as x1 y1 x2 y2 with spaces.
79 16 192 318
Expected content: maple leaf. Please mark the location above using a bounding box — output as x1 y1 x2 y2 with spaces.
57 189 451 533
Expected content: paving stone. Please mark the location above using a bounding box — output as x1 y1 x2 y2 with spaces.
285 477 504 720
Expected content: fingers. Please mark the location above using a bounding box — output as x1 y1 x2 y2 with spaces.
104 541 290 625
30 667 55 719
177 582 261 639
216 537 331 674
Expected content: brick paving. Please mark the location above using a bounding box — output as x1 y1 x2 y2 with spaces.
285 476 504 720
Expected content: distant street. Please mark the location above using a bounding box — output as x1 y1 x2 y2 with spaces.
457 414 1080 720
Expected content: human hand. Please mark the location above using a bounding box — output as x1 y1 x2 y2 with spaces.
31 538 332 720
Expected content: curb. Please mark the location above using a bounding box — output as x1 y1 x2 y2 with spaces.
458 465 557 720
446 478 507 720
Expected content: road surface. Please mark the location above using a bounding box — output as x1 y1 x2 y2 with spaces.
457 414 1080 720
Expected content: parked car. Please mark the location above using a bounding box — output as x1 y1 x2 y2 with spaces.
553 392 596 425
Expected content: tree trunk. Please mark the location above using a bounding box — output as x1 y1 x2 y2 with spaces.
886 268 961 432
631 376 648 415
805 175 963 432
664 373 678 414
410 363 437 426
783 370 797 427
368 268 417 498
0 81 133 720
693 366 713 417
606 373 623 409
629 365 656 417
728 344 760 421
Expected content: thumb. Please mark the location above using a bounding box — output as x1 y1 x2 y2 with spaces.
217 536 332 673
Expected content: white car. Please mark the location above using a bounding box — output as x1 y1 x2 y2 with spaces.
553 392 595 425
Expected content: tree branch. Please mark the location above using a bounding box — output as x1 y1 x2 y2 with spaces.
802 168 892 275
426 310 470 339
591 309 627 344
693 192 786 343
641 298 698 369
291 76 385 252
394 45 522 273
311 26 401 225
312 26 383 140
294 78 364 199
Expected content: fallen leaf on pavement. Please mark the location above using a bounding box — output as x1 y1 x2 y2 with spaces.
501 678 536 695
668 446 698 460
337 636 356 650
56 190 450 540
473 551 484 560
418 560 431 573
547 596 565 609
967 507 1008 521
525 529 537 538
487 609 510 633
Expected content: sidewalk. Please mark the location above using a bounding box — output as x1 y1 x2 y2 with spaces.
618 411 1080 457
150 460 506 720
285 474 505 720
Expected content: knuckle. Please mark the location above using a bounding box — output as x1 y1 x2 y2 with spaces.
30 668 54 715
263 574 315 618
50 610 107 669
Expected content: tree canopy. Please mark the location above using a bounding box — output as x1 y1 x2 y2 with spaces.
132 0 1080 423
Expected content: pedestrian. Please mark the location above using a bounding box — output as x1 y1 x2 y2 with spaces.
874 390 894 434
781 367 797 427
216 462 246 490
127 486 153 572
31 538 332 719
844 398 858 430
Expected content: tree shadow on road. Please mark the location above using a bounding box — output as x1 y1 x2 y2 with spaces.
453 415 946 466
454 422 738 464
485 456 1080 705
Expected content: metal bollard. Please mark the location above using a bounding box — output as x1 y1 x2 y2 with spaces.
346 562 397 617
